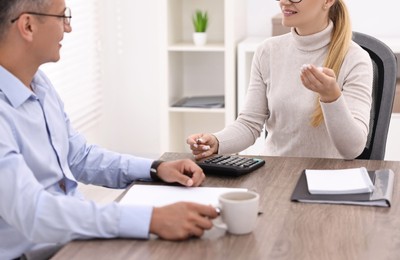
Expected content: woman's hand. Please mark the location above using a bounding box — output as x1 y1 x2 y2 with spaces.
186 133 219 160
300 64 341 103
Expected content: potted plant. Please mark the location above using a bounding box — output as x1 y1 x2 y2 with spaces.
192 10 208 46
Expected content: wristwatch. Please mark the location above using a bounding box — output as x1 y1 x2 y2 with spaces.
150 160 164 181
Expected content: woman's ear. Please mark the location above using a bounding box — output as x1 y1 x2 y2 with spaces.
324 0 336 9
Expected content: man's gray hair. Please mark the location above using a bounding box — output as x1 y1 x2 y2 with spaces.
0 0 50 41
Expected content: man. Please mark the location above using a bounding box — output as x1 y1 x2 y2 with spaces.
0 0 218 259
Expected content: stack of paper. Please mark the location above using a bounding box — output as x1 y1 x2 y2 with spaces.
119 185 247 207
305 167 374 195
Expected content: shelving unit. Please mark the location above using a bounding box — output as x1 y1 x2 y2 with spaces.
160 0 247 152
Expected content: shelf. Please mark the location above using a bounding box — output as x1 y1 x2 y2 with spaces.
168 42 225 52
168 107 225 113
161 0 247 152
166 0 225 46
167 52 225 104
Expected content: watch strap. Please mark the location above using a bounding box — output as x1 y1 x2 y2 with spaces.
150 160 164 181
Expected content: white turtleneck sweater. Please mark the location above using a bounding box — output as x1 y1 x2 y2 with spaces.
214 22 373 159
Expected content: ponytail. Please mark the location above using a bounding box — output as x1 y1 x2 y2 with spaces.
310 0 352 127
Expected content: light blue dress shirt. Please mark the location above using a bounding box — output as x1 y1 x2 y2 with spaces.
0 66 154 259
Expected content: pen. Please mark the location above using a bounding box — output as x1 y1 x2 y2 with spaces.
195 138 210 150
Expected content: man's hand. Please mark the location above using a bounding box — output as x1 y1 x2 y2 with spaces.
156 159 205 187
150 202 218 240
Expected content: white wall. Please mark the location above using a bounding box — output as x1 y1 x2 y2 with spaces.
386 115 400 161
92 0 162 159
93 0 399 159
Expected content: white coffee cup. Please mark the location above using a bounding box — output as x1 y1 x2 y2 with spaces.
216 191 260 235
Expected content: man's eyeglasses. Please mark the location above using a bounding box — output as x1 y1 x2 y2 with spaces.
275 0 303 3
10 7 72 25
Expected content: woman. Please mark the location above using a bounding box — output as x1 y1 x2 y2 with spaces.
187 0 373 160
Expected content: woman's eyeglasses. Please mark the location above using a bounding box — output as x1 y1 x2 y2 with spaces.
275 0 303 3
11 7 72 25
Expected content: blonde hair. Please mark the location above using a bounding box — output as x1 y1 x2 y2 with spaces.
310 0 352 127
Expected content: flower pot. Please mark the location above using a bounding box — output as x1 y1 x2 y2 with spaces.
193 32 207 46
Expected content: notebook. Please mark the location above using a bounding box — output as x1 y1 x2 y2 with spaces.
291 169 394 207
305 167 374 195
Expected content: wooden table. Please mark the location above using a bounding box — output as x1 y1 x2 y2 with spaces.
52 153 400 260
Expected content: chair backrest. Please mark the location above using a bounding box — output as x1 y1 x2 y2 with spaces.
353 32 398 160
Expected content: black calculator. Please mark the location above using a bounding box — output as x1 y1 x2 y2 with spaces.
196 155 265 177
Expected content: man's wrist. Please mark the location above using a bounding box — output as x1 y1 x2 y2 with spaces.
150 160 164 181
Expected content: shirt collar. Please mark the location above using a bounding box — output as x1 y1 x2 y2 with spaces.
0 66 48 107
291 20 333 52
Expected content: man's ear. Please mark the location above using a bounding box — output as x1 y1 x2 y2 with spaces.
16 15 34 42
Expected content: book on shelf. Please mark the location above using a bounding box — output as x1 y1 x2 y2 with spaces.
291 168 394 207
172 95 224 108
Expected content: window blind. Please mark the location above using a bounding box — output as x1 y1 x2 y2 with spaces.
40 0 102 132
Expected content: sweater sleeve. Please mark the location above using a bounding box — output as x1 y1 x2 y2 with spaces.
321 43 373 159
214 42 269 154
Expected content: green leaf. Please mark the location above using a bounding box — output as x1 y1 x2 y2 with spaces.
192 10 208 32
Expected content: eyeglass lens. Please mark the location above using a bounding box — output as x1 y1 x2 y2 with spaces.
64 7 71 24
275 0 303 3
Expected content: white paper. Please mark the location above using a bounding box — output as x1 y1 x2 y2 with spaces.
119 185 248 207
305 167 375 195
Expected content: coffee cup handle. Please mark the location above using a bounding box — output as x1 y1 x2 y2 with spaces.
213 206 228 230
213 220 227 230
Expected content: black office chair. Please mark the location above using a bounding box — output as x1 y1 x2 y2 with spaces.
353 32 398 160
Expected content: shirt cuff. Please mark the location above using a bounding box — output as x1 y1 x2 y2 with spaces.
127 157 153 180
118 204 153 239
